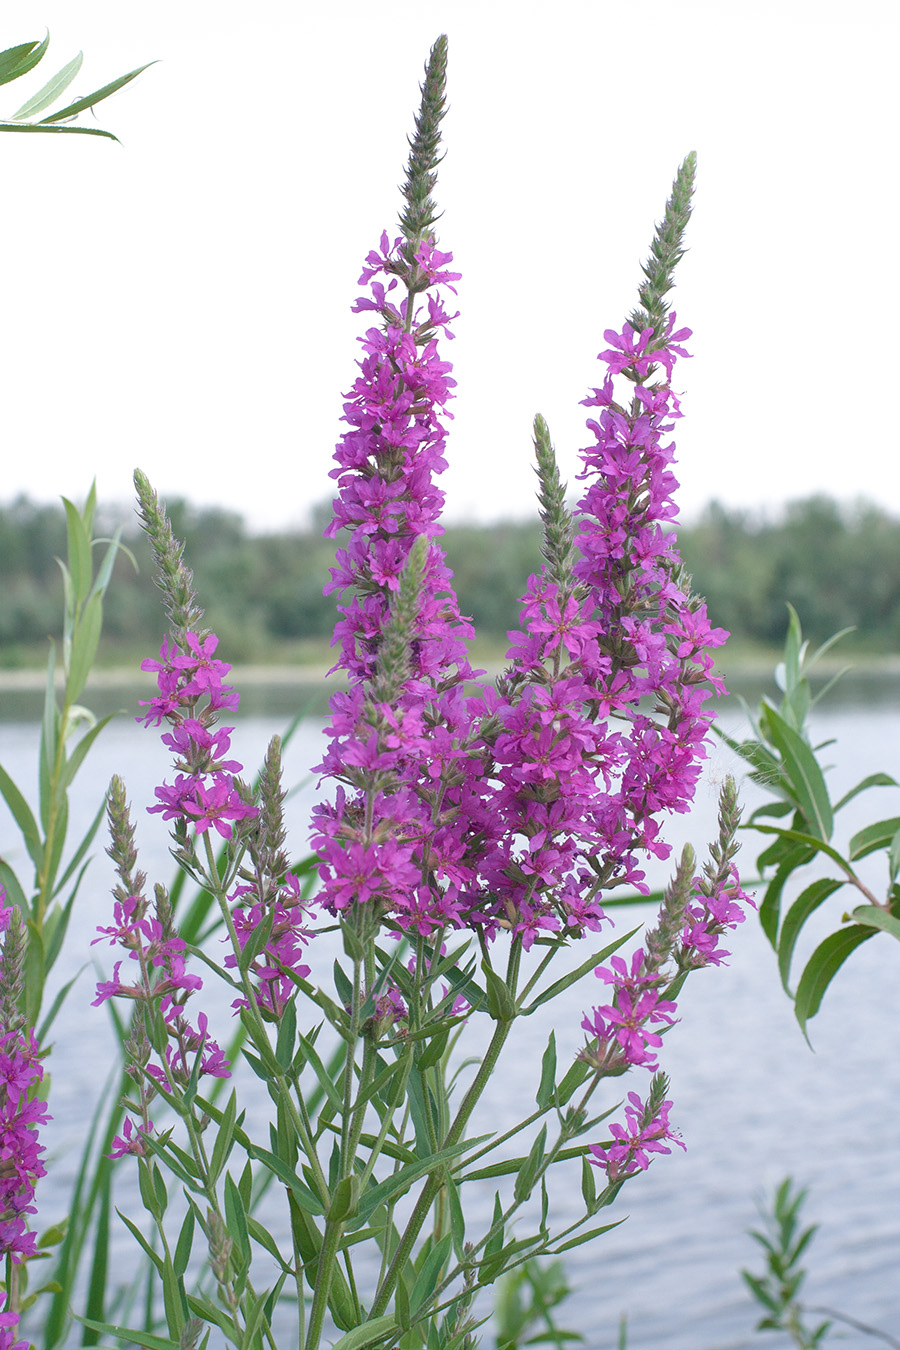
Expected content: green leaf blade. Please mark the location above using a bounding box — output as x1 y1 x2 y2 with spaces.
12 51 83 119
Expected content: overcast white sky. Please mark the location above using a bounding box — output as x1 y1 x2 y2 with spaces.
1 0 896 533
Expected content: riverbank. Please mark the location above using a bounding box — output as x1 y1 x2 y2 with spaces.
2 647 899 723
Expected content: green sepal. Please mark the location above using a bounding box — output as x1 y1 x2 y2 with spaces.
482 960 515 1021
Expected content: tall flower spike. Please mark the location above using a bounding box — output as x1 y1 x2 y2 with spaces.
315 37 491 939
628 151 696 344
133 469 205 647
398 35 448 268
533 414 578 595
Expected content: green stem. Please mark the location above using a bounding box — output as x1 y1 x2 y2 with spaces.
371 940 522 1317
303 1217 344 1350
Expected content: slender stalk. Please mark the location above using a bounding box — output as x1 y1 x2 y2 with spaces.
371 940 522 1316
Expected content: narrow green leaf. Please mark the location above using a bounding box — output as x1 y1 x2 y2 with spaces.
238 1285 271 1350
890 827 900 884
764 708 833 841
480 1234 541 1285
36 954 81 1039
0 119 119 139
224 1172 251 1272
137 1161 161 1220
536 1030 557 1110
61 712 117 790
329 1174 359 1222
356 1133 492 1223
848 816 900 862
751 825 856 879
173 1207 195 1279
446 1177 465 1261
409 1231 453 1317
0 760 43 871
208 1089 238 1186
551 1220 624 1253
274 995 296 1070
297 1030 343 1111
67 592 104 705
246 1216 292 1271
849 905 900 942
82 1159 111 1345
115 1210 164 1274
74 1318 179 1350
777 879 844 993
833 772 898 813
581 1155 598 1213
0 35 50 88
522 929 638 1015
794 925 875 1035
555 1057 591 1108
12 50 83 118
39 61 157 124
416 1024 450 1071
329 1316 398 1350
62 495 92 606
55 798 106 896
513 1124 547 1203
244 1144 325 1215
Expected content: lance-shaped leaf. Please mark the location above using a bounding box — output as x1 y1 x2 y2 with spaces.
0 34 50 87
848 816 900 862
764 707 833 841
777 878 844 992
330 1317 399 1350
11 50 82 118
355 1134 492 1223
848 905 900 943
39 61 156 125
794 924 876 1037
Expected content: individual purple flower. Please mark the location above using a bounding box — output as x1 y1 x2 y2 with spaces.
589 1090 685 1181
108 1115 155 1159
0 1311 30 1350
182 775 258 840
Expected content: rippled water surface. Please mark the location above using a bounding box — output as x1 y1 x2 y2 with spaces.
1 691 898 1349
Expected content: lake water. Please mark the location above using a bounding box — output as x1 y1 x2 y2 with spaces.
1 681 898 1349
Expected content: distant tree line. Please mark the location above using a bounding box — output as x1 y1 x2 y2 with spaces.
1 493 899 665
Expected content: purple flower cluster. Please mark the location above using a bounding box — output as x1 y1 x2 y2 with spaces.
0 894 50 1268
588 1090 685 1181
314 217 751 1179
224 871 315 1018
139 630 313 1020
92 890 230 1098
312 233 497 939
139 633 257 840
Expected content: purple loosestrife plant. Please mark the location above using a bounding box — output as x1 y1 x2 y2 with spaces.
85 37 752 1350
0 891 50 1349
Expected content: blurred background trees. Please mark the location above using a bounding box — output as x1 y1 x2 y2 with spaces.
1 493 898 666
